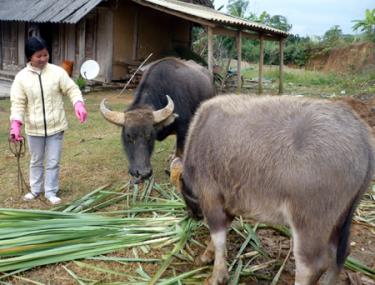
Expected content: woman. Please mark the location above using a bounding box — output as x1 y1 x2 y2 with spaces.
9 36 87 205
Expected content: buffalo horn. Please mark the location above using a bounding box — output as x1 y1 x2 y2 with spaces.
153 95 175 124
100 98 125 126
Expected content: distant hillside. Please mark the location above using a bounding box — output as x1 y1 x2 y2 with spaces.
306 42 375 74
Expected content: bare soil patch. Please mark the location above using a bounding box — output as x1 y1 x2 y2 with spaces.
306 43 375 74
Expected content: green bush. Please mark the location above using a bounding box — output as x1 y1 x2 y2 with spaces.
75 76 86 91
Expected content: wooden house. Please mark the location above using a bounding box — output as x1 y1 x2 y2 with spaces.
0 0 288 93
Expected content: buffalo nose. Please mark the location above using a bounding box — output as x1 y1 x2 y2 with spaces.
139 169 152 180
130 169 153 181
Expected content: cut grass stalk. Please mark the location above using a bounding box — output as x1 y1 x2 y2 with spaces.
270 246 292 285
132 183 139 205
87 256 160 263
229 259 243 285
0 268 30 280
74 260 138 278
140 177 155 201
0 236 173 271
228 226 255 272
2 181 374 284
0 208 187 272
157 266 209 285
147 219 193 285
63 265 88 285
60 183 112 212
345 256 375 279
9 275 44 285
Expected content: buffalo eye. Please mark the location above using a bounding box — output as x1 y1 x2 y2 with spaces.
125 133 136 144
144 134 152 142
144 129 155 142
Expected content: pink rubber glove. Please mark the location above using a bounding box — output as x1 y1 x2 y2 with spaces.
74 101 87 123
9 120 23 142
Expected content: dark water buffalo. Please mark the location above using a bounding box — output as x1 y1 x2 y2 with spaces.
100 57 215 182
180 95 374 285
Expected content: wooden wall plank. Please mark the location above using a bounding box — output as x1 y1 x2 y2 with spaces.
17 23 25 66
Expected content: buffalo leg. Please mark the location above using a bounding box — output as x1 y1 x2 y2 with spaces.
292 230 332 285
321 265 340 285
205 230 229 285
169 157 183 188
196 239 215 265
204 205 233 285
321 242 347 285
169 137 184 187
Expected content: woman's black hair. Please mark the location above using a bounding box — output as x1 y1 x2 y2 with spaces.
25 36 49 61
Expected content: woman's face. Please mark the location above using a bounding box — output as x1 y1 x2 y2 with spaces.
30 48 49 69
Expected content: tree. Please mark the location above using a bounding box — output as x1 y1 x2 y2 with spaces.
323 25 343 46
249 12 292 32
352 8 375 42
268 15 292 32
227 0 249 18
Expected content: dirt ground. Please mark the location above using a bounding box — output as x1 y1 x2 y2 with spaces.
306 42 375 74
1 90 375 284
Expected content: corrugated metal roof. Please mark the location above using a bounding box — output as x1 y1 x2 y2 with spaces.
0 0 103 23
181 0 213 9
132 0 288 37
0 0 287 37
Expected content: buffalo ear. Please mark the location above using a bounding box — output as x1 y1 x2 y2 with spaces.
154 113 178 129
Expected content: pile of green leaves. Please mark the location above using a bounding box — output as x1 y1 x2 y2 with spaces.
0 180 374 284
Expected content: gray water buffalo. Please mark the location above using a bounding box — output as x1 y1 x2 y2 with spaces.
100 57 215 183
180 95 374 285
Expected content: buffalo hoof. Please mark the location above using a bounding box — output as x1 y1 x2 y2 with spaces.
195 251 214 266
169 157 183 189
204 271 229 285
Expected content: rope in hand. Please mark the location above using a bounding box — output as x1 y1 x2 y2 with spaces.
8 137 30 194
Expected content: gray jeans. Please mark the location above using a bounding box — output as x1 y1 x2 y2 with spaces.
27 132 64 198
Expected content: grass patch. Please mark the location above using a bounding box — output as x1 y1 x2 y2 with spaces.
0 90 175 210
241 64 375 97
1 75 374 284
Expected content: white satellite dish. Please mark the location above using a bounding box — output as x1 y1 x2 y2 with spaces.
80 60 100 80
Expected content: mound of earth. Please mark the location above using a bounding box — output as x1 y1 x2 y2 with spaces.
335 94 375 132
306 42 375 74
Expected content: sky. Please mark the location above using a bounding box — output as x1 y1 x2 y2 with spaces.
213 0 375 37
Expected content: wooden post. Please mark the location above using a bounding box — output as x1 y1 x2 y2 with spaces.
18 23 25 66
207 26 213 74
132 9 139 61
97 7 113 82
278 38 285 95
0 22 3 70
258 34 264 95
77 20 86 72
236 30 242 94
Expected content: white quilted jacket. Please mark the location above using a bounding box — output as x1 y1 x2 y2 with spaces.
10 63 83 136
